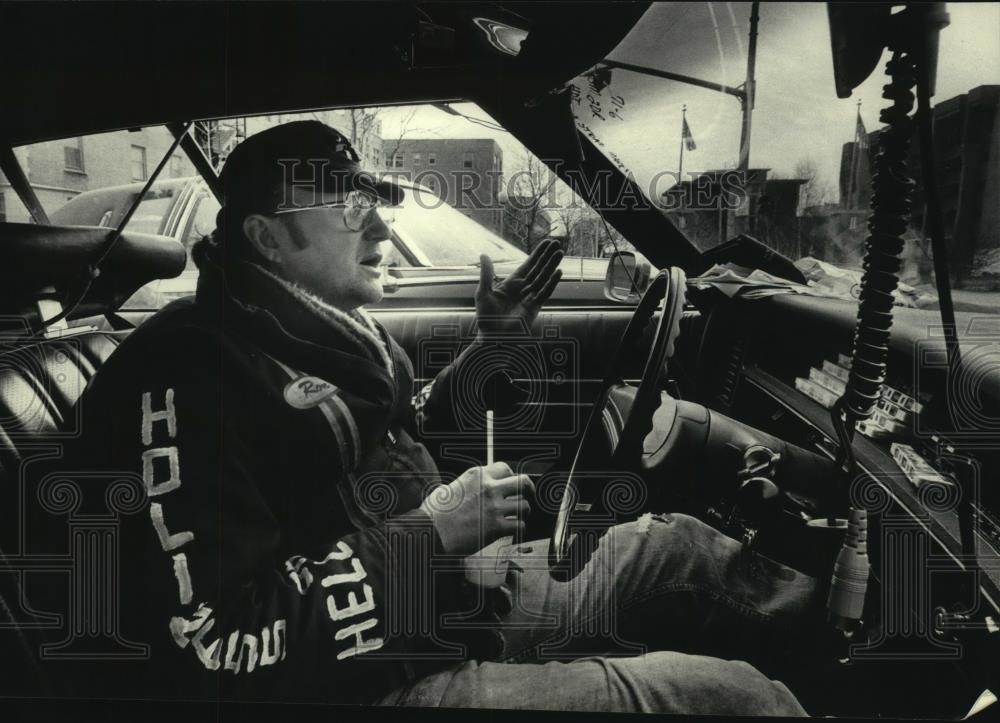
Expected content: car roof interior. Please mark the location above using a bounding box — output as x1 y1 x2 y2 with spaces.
0 2 645 145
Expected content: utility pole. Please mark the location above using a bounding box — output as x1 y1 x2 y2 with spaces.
731 1 760 245
737 1 760 173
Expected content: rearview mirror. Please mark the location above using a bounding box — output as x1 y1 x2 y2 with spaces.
604 251 651 303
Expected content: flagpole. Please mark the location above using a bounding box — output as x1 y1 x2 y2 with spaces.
678 104 686 183
848 99 862 210
855 99 864 209
846 100 856 209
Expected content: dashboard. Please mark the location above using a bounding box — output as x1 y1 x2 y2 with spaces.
692 292 1000 617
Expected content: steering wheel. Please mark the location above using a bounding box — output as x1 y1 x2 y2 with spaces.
550 267 687 565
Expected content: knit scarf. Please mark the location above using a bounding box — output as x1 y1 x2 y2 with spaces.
255 265 395 379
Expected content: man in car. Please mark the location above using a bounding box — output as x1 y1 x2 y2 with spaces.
61 120 819 714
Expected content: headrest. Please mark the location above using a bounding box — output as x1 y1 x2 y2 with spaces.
0 222 186 325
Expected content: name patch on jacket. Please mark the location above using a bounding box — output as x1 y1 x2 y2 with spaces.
271 360 361 476
284 376 339 409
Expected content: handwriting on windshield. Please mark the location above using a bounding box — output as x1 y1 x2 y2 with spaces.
570 76 627 123
571 75 632 176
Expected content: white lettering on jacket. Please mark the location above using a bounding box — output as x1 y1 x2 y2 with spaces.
321 556 366 587
284 541 355 596
170 605 287 674
141 447 181 497
150 502 194 551
223 631 244 672
142 389 177 445
146 387 387 672
172 552 193 605
318 541 384 659
192 618 223 671
145 389 298 675
287 541 385 658
169 603 213 648
168 603 222 671
284 556 315 595
141 388 196 610
260 620 287 667
327 583 376 622
335 618 383 660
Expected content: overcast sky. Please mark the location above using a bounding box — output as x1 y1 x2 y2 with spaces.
379 2 999 202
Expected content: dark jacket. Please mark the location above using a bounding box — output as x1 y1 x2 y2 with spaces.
44 249 485 703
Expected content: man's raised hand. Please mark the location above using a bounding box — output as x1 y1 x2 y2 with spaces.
475 239 563 336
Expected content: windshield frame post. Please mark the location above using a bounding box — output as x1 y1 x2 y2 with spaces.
0 145 50 225
167 122 223 203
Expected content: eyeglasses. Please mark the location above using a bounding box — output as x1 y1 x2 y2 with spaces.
270 190 396 232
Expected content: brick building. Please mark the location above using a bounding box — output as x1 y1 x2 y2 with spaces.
1 126 197 224
661 169 807 258
839 85 1000 282
384 138 503 233
838 140 873 221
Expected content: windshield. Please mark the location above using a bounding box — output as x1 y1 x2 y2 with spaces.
571 2 1000 313
394 184 527 266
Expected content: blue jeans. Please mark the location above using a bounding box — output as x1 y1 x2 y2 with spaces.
379 513 819 715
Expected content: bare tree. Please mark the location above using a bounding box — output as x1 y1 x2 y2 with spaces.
380 107 423 168
344 108 383 167
587 211 631 257
552 204 587 255
501 153 631 258
794 158 832 210
305 106 436 172
543 175 632 257
502 151 561 252
554 203 621 257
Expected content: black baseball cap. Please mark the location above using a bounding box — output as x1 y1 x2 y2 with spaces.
218 120 403 223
